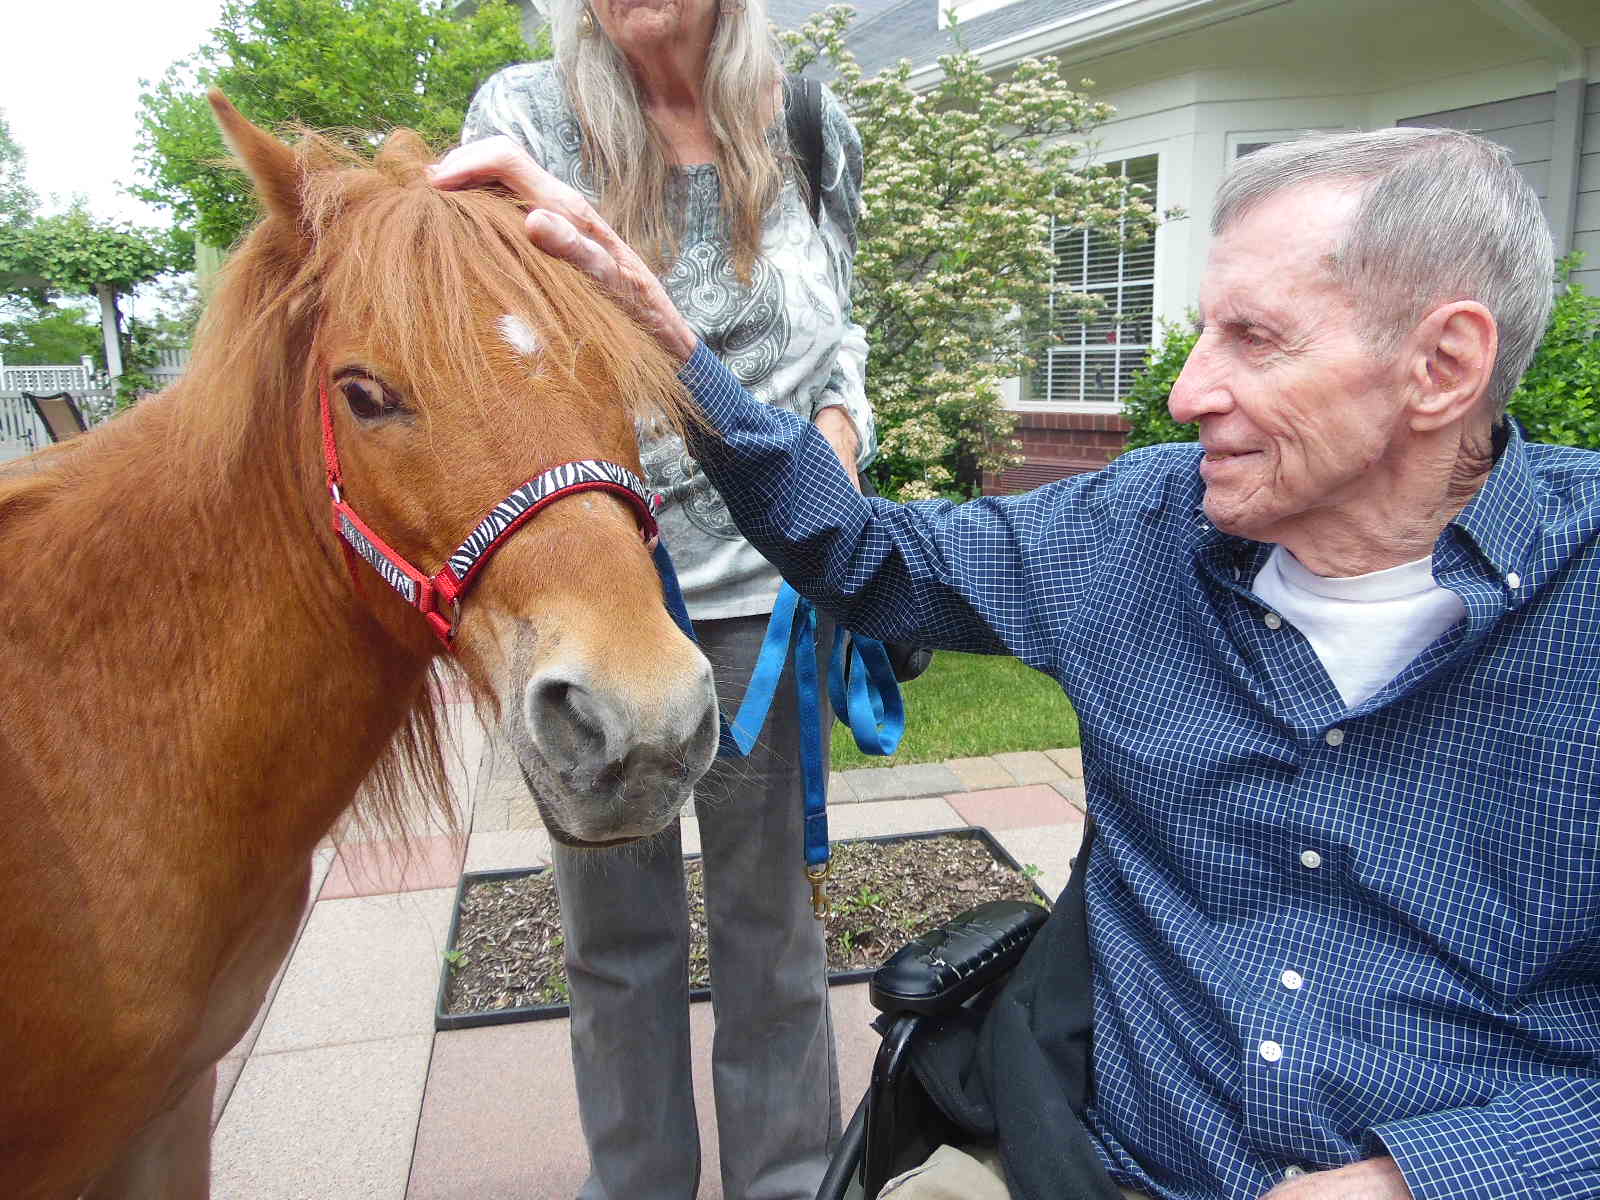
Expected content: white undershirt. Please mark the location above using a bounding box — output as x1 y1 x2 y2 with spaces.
1252 546 1465 709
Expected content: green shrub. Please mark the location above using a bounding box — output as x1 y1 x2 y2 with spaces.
1120 316 1199 451
1507 258 1600 448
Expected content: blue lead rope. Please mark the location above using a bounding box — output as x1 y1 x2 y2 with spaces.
652 541 907 916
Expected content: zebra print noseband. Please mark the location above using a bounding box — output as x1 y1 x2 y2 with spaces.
319 379 659 648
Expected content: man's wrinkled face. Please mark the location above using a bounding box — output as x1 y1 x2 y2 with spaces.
1169 182 1413 549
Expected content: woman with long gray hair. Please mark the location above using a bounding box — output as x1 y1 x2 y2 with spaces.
442 0 874 1195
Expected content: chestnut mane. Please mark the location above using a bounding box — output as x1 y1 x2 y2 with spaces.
183 125 695 481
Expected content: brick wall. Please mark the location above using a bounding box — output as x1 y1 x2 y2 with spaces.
982 410 1129 494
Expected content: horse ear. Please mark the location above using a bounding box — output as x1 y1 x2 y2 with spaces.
207 89 304 223
380 128 434 166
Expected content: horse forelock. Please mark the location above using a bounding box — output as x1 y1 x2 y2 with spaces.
311 132 697 436
182 127 698 478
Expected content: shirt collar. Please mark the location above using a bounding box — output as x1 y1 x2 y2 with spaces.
1447 419 1544 584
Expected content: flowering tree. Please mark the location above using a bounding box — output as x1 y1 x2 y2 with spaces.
781 7 1158 499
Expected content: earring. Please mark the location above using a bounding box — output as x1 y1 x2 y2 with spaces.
578 5 596 36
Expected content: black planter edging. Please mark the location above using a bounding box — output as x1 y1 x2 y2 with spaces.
435 824 1052 1032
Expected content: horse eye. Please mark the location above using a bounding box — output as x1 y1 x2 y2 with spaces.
339 376 403 421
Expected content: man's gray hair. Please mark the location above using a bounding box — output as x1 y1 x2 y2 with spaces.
1214 127 1554 415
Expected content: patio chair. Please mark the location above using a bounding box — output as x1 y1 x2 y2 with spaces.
816 831 1094 1199
23 391 89 442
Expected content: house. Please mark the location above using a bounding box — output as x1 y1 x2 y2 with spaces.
833 0 1600 491
505 0 1600 490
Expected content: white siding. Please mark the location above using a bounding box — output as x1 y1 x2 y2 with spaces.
1576 83 1600 296
1399 91 1556 206
1401 87 1600 296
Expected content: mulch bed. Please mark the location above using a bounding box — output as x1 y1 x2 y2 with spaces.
442 832 1050 1018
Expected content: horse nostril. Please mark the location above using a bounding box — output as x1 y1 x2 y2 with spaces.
525 673 615 773
690 694 718 761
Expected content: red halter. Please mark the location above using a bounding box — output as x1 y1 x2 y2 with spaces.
319 378 660 649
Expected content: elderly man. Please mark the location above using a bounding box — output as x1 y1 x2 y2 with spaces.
432 128 1600 1200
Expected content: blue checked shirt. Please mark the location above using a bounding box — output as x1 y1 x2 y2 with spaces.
678 343 1600 1200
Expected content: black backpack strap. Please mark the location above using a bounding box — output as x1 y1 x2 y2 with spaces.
783 73 825 226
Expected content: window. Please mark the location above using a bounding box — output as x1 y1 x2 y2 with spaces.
1226 128 1346 161
1030 154 1158 410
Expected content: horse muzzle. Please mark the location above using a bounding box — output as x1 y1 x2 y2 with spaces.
509 656 719 844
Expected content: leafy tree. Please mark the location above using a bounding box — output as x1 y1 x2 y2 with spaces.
136 0 535 250
0 304 103 367
0 109 41 324
0 204 176 298
0 203 180 405
781 7 1158 499
1119 316 1199 452
143 276 205 349
0 107 37 230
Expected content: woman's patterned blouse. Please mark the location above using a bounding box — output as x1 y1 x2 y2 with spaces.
463 61 875 620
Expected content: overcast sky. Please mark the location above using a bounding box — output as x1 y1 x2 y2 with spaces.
4 0 224 227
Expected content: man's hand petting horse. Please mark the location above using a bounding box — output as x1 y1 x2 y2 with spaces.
428 136 698 363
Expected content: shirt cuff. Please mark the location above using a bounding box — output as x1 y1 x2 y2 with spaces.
1368 1105 1526 1200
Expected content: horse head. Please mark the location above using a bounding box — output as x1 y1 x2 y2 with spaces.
207 93 720 846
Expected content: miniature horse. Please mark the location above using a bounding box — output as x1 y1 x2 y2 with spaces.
0 94 718 1198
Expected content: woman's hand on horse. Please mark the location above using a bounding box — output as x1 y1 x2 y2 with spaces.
428 137 699 363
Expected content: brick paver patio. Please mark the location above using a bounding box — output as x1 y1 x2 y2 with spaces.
210 699 1086 1198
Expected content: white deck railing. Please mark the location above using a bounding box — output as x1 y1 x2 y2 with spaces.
0 349 190 463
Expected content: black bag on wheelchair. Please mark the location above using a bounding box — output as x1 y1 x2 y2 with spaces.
820 822 1122 1200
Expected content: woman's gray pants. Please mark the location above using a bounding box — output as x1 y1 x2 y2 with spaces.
552 612 842 1200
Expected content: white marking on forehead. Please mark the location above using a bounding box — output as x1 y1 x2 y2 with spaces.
498 314 542 358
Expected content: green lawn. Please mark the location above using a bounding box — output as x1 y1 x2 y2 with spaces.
830 651 1079 770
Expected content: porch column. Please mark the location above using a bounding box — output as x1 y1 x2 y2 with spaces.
1548 77 1586 259
96 283 123 382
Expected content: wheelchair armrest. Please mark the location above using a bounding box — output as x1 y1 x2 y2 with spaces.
868 899 1048 1017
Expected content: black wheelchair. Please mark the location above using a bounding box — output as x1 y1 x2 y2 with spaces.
815 897 1049 1198
816 825 1096 1200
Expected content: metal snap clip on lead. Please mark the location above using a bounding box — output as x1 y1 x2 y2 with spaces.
806 861 832 920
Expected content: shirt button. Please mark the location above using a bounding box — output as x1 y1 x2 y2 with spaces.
1324 728 1345 747
1506 571 1521 589
1300 849 1323 869
1281 969 1304 990
1258 1039 1283 1063
1263 611 1283 629
1283 1165 1307 1180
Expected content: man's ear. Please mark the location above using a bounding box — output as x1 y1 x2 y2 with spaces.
1405 300 1498 432
208 89 304 225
